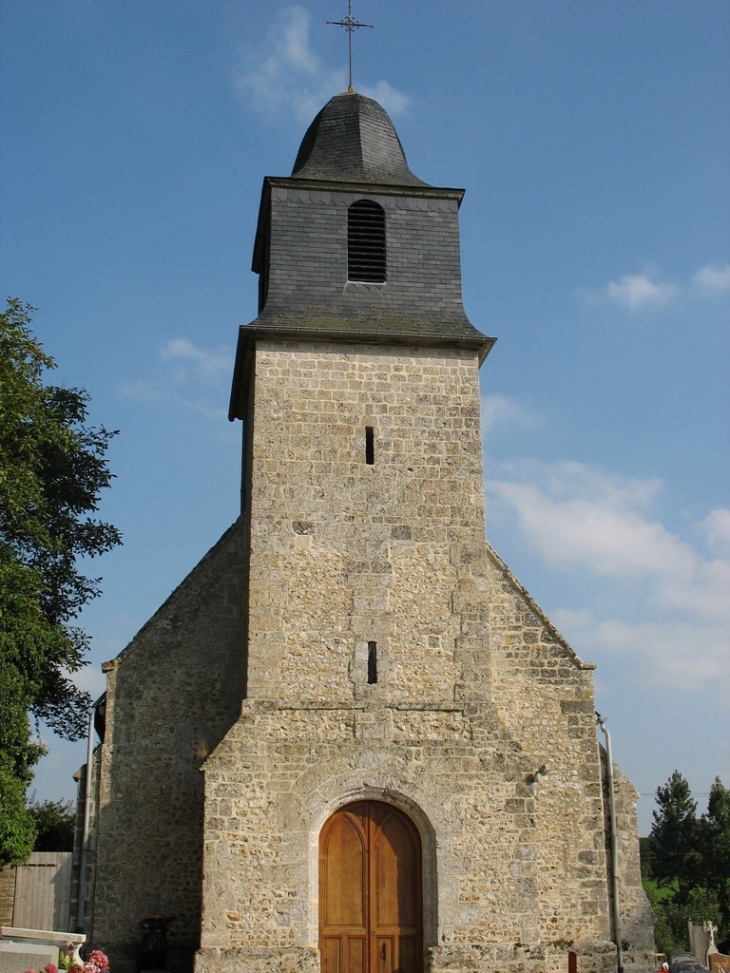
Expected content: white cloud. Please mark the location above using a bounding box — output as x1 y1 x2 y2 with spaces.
552 611 729 693
159 337 230 385
579 261 730 311
360 80 411 118
121 337 232 420
234 5 409 122
487 463 675 576
577 271 675 311
480 393 544 435
698 508 730 556
606 272 679 310
120 382 224 421
67 665 107 699
692 263 730 295
234 6 339 123
485 459 730 693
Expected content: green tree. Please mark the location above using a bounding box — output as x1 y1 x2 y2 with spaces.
28 798 76 852
646 773 730 950
639 835 655 880
649 771 703 903
0 698 43 863
644 884 691 954
685 885 721 929
700 777 730 931
0 299 121 864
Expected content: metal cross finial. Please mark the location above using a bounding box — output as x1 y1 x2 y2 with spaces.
327 1 373 93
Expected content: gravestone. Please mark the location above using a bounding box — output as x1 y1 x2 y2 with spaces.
709 955 730 973
0 928 85 973
0 940 57 973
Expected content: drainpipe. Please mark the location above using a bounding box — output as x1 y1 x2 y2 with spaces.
597 712 623 973
77 695 103 932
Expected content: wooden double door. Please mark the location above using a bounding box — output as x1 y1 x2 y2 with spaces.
319 801 423 973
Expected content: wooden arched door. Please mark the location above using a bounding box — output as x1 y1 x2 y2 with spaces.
319 800 423 973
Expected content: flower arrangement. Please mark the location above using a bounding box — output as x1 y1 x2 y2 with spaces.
24 947 111 973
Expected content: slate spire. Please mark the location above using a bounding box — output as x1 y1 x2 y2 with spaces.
291 92 428 187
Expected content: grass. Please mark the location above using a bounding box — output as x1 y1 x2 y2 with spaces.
643 878 679 903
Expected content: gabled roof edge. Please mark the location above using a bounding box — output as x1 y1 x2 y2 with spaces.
485 541 597 671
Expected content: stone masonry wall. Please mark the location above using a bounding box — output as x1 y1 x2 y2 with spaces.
603 757 656 967
196 340 621 973
486 550 612 949
244 340 486 707
89 523 247 964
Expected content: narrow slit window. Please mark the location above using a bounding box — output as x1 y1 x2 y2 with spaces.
367 642 378 684
348 200 386 282
365 426 374 465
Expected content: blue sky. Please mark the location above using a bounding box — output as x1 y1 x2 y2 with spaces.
1 0 728 835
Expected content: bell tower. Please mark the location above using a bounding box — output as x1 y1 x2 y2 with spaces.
193 90 652 973
226 90 495 710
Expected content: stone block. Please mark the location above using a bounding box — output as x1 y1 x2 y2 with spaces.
0 942 58 973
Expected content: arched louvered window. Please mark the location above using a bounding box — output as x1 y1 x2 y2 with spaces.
348 200 386 283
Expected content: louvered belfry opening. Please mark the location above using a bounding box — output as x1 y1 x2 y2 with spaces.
348 200 386 283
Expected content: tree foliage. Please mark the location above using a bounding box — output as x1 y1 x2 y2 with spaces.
28 797 76 851
0 299 121 863
647 771 730 953
650 770 702 901
702 777 730 935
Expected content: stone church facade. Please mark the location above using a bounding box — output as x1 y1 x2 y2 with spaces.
81 92 654 973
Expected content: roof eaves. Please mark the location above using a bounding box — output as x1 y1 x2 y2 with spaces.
268 175 465 205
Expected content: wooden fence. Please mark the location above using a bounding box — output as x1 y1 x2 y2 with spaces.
7 852 73 932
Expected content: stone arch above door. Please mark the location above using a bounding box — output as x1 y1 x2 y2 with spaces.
306 783 439 950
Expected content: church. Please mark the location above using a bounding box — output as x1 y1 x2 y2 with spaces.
78 89 654 973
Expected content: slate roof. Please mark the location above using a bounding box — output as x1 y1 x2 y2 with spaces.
291 91 429 187
248 310 491 346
